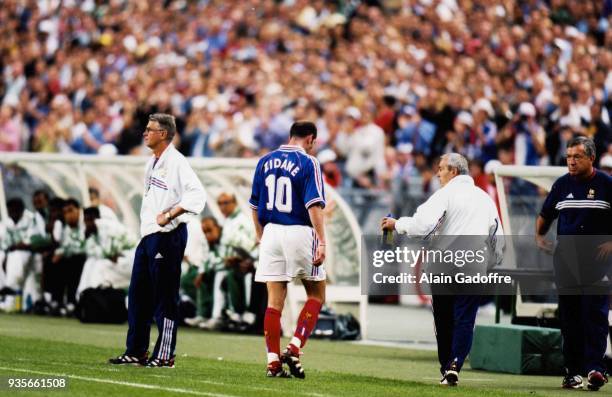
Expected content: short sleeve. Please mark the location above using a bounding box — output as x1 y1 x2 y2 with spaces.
249 158 264 210
303 156 326 209
540 179 561 221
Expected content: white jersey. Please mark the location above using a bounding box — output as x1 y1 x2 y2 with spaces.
140 144 207 237
1 210 43 248
395 175 504 264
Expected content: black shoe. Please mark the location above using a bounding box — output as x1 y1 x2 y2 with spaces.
561 374 583 389
145 357 175 368
281 348 305 379
109 352 148 366
443 361 459 386
266 362 291 378
587 371 607 391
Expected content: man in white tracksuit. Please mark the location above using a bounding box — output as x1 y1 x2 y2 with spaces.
382 153 504 386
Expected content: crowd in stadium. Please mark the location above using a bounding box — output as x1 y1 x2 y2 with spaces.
0 186 264 333
0 0 611 194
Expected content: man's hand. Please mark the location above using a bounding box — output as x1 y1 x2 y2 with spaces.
596 241 612 261
52 254 62 264
313 242 326 267
381 217 397 232
535 234 553 254
156 212 171 227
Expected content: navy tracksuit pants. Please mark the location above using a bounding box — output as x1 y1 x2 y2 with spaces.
558 294 609 375
432 294 481 374
126 223 187 360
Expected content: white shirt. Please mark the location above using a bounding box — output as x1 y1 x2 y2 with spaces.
395 175 504 264
140 144 207 237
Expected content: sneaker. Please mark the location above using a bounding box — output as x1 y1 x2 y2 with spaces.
199 317 222 331
109 352 149 366
184 316 205 327
145 358 175 368
281 347 305 379
587 371 607 391
562 374 583 389
266 362 291 378
443 362 459 386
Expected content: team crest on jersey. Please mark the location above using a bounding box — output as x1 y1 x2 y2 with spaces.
587 189 595 199
158 168 167 178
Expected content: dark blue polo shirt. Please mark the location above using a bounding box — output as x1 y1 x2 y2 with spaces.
540 170 611 235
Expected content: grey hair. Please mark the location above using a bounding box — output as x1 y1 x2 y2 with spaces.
567 136 595 158
441 153 469 175
149 113 177 142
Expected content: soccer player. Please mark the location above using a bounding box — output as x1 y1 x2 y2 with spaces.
536 136 612 391
109 113 206 368
250 121 326 378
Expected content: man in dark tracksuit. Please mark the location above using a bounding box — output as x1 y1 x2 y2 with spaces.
537 136 611 391
109 113 206 367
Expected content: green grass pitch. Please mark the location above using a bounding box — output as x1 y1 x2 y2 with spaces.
0 314 606 396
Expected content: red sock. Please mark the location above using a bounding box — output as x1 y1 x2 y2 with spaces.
290 298 322 352
264 307 281 363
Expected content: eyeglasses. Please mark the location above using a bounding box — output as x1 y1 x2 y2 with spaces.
144 127 166 134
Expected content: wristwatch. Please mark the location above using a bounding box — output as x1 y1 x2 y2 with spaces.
165 211 172 221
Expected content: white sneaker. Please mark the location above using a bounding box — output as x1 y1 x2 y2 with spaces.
225 310 242 323
184 316 205 327
242 311 256 325
0 295 16 313
199 318 222 330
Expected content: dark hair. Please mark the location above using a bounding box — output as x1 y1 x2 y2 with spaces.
7 198 25 212
202 216 220 228
88 187 99 198
567 136 595 158
49 197 65 210
289 121 317 139
83 206 101 219
33 190 50 200
63 197 81 209
149 113 177 141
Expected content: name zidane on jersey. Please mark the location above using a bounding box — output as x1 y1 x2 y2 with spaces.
263 157 301 176
372 272 512 285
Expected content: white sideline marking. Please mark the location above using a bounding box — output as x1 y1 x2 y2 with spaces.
150 374 327 397
0 366 238 397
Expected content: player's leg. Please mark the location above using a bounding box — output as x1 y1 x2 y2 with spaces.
281 279 325 379
64 253 86 315
1 250 30 312
111 238 153 365
558 294 584 389
584 295 609 391
431 293 455 384
21 254 43 311
255 223 290 377
148 223 187 367
200 269 227 329
445 295 481 385
265 281 289 376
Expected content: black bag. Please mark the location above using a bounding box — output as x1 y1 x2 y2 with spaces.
78 287 127 324
312 307 361 341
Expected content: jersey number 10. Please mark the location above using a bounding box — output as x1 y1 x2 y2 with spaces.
265 175 292 213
